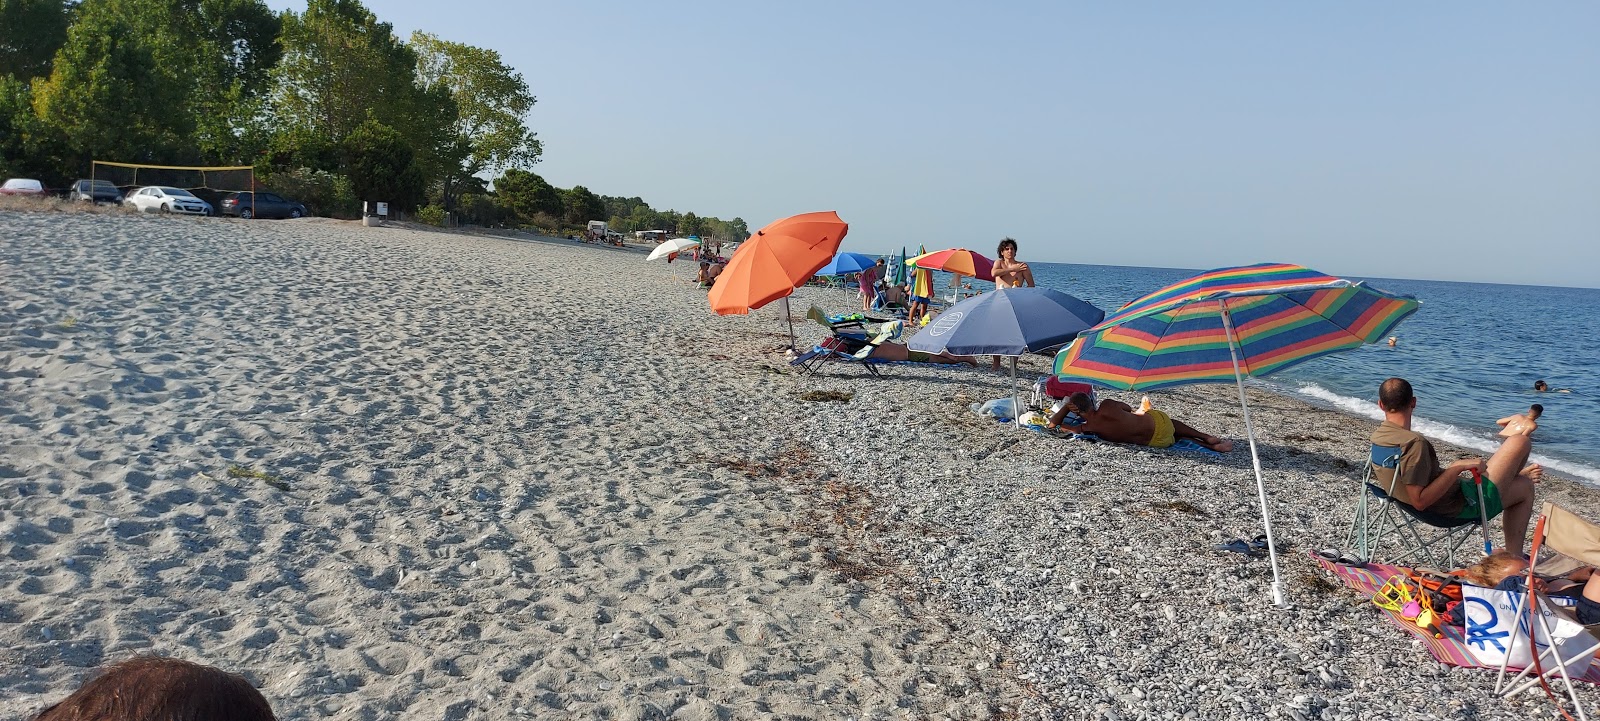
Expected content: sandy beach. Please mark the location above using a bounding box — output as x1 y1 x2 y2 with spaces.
3 207 1597 720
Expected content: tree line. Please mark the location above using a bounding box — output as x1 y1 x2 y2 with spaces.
0 0 746 238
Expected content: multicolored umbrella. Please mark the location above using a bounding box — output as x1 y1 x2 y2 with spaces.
1055 263 1420 389
891 247 908 286
909 248 995 282
1054 262 1420 607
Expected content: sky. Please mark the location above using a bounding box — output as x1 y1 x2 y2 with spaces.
269 2 1600 288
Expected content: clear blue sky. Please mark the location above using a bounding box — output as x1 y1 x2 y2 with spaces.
272 2 1599 288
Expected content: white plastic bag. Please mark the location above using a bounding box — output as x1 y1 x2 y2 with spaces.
973 398 1015 420
1462 584 1597 673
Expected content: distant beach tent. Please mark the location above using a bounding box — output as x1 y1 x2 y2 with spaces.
709 211 849 344
910 248 995 282
813 251 876 277
1055 262 1421 608
645 237 699 261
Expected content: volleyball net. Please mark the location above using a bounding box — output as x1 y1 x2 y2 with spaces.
91 161 256 193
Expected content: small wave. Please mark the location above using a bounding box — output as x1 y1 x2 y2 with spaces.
1291 383 1600 486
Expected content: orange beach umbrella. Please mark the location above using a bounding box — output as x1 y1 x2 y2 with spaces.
909 248 995 282
709 211 849 316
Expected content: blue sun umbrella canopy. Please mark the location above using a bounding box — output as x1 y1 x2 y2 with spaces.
908 287 1105 357
814 251 878 277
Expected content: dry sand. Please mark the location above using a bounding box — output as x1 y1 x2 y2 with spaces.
2 207 1596 719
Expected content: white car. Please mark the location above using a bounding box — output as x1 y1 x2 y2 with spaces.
123 186 213 216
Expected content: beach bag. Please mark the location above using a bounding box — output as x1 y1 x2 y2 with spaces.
1461 584 1597 673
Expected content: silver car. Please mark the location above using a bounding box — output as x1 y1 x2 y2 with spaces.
123 186 213 216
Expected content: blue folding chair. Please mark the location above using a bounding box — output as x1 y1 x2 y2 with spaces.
1346 443 1491 567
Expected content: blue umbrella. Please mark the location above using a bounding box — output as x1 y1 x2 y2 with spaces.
814 251 877 277
909 288 1104 426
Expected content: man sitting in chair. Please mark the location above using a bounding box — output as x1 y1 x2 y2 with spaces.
1044 393 1233 452
1371 377 1543 556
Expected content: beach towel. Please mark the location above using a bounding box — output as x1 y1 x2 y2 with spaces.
1309 551 1600 683
1047 430 1223 457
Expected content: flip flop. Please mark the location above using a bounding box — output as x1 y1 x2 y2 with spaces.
1313 548 1367 569
1214 538 1264 558
1247 534 1289 555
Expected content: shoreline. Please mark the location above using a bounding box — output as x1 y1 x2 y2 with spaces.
2 208 1594 720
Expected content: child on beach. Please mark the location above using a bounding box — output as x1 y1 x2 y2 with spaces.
1497 405 1541 437
32 656 278 721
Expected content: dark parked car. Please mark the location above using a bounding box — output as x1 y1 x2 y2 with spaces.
69 179 123 204
220 191 307 219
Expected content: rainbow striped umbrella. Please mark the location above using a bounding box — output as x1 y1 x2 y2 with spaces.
1055 262 1420 607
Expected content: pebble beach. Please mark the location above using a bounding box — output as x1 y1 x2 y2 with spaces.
3 207 1597 720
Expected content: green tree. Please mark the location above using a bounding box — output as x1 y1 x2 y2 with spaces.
561 185 605 225
342 118 425 210
272 0 452 174
492 168 561 225
679 211 701 237
31 5 193 164
411 31 540 209
0 0 72 80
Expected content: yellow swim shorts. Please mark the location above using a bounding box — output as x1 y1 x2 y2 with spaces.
1147 409 1175 449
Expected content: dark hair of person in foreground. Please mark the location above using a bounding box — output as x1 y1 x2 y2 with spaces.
33 656 276 721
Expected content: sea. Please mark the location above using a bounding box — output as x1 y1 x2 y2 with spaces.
916 262 1599 486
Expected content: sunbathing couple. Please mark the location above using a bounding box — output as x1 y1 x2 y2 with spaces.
1044 393 1234 452
1372 377 1542 555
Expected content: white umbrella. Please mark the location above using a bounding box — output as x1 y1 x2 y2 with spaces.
646 237 699 261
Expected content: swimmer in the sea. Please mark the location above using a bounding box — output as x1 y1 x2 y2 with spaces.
1498 404 1542 438
1387 336 1397 347
1534 380 1574 393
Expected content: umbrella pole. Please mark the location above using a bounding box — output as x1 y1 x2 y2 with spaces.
1011 356 1020 428
1221 305 1286 608
781 295 795 349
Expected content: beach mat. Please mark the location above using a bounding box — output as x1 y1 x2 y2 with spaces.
1309 551 1600 683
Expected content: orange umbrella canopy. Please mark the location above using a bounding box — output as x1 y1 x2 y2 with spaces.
709 211 849 315
909 248 995 282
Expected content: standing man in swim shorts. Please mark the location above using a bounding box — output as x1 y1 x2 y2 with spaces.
1045 393 1234 452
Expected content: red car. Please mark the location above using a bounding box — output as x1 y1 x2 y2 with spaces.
1 178 46 196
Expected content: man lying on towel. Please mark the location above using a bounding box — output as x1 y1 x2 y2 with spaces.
1045 392 1234 452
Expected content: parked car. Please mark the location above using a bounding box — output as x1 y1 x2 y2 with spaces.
69 179 123 204
0 178 46 196
220 191 307 219
123 186 213 215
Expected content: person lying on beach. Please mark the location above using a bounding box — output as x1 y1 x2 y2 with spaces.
32 656 278 721
1460 550 1600 624
865 341 976 366
1043 392 1234 452
1371 377 1541 556
1496 404 1541 437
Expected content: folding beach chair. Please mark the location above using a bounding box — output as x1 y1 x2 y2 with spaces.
1346 443 1491 567
791 320 900 377
1495 502 1600 718
1029 376 1096 414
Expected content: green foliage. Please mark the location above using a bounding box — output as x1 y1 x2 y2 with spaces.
491 168 561 225
272 0 453 181
455 192 506 226
259 166 358 219
561 184 605 225
0 0 72 80
342 119 425 210
411 31 540 210
31 4 193 164
679 211 701 237
415 203 445 226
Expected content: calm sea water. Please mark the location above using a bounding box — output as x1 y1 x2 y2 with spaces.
917 262 1599 484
